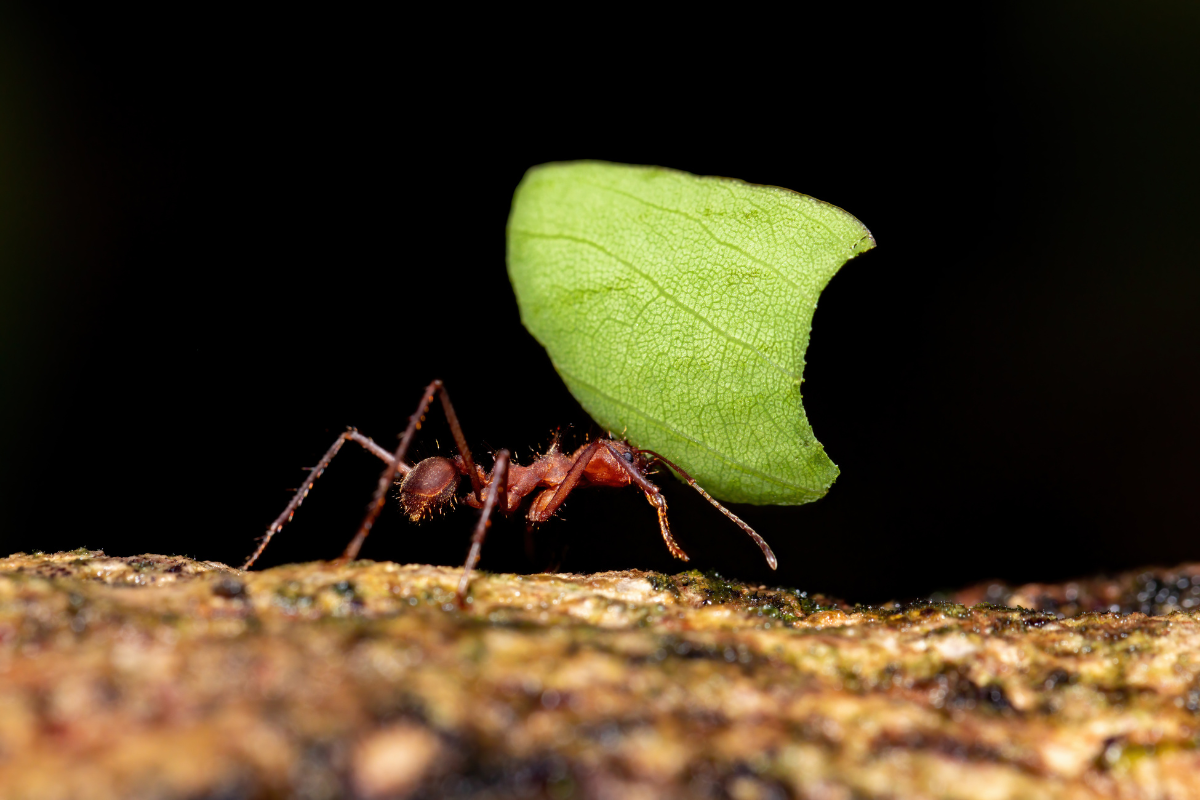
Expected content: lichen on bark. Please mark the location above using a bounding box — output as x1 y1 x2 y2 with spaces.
1 550 1198 799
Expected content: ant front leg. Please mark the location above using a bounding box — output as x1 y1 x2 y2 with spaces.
339 380 486 563
530 439 691 563
635 447 778 570
455 449 510 606
599 442 691 563
243 428 403 569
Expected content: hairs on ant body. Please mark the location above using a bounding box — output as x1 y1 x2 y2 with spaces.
243 380 777 604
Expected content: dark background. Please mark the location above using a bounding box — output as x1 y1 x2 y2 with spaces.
3 5 1197 602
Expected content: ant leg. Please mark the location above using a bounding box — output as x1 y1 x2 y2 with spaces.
598 442 690 562
436 385 484 502
243 429 409 569
338 380 486 564
338 380 445 563
638 448 777 570
347 431 404 465
529 440 604 521
456 449 511 606
529 439 690 562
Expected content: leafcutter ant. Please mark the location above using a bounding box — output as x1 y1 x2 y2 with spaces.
243 380 777 603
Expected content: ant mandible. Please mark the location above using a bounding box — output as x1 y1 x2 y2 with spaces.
243 380 777 604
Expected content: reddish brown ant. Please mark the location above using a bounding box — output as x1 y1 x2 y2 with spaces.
243 380 777 603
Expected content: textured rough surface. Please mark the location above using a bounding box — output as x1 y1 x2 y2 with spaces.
507 161 875 505
1 550 1199 799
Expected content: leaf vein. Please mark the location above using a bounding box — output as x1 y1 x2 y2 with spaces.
588 180 823 305
717 182 842 246
514 230 798 380
557 365 822 497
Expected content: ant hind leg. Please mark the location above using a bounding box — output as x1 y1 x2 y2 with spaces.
455 449 511 606
243 429 405 569
338 379 479 563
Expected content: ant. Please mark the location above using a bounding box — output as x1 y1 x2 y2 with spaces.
243 380 777 604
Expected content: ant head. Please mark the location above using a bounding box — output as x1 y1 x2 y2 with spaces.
397 456 460 521
624 444 695 484
605 439 655 474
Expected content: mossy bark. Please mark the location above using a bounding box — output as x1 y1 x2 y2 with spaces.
1 550 1198 799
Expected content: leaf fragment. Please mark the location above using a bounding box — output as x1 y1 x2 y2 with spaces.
507 161 873 505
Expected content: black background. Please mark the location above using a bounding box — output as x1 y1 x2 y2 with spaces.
3 5 1197 602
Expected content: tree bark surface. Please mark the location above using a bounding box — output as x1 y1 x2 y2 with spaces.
1 550 1198 799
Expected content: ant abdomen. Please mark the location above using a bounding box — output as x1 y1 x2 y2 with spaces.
398 457 460 521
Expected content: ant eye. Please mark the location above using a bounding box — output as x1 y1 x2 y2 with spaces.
623 451 634 463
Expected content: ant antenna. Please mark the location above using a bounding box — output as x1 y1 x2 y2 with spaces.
634 448 778 570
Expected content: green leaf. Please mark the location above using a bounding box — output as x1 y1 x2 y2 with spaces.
506 161 874 505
